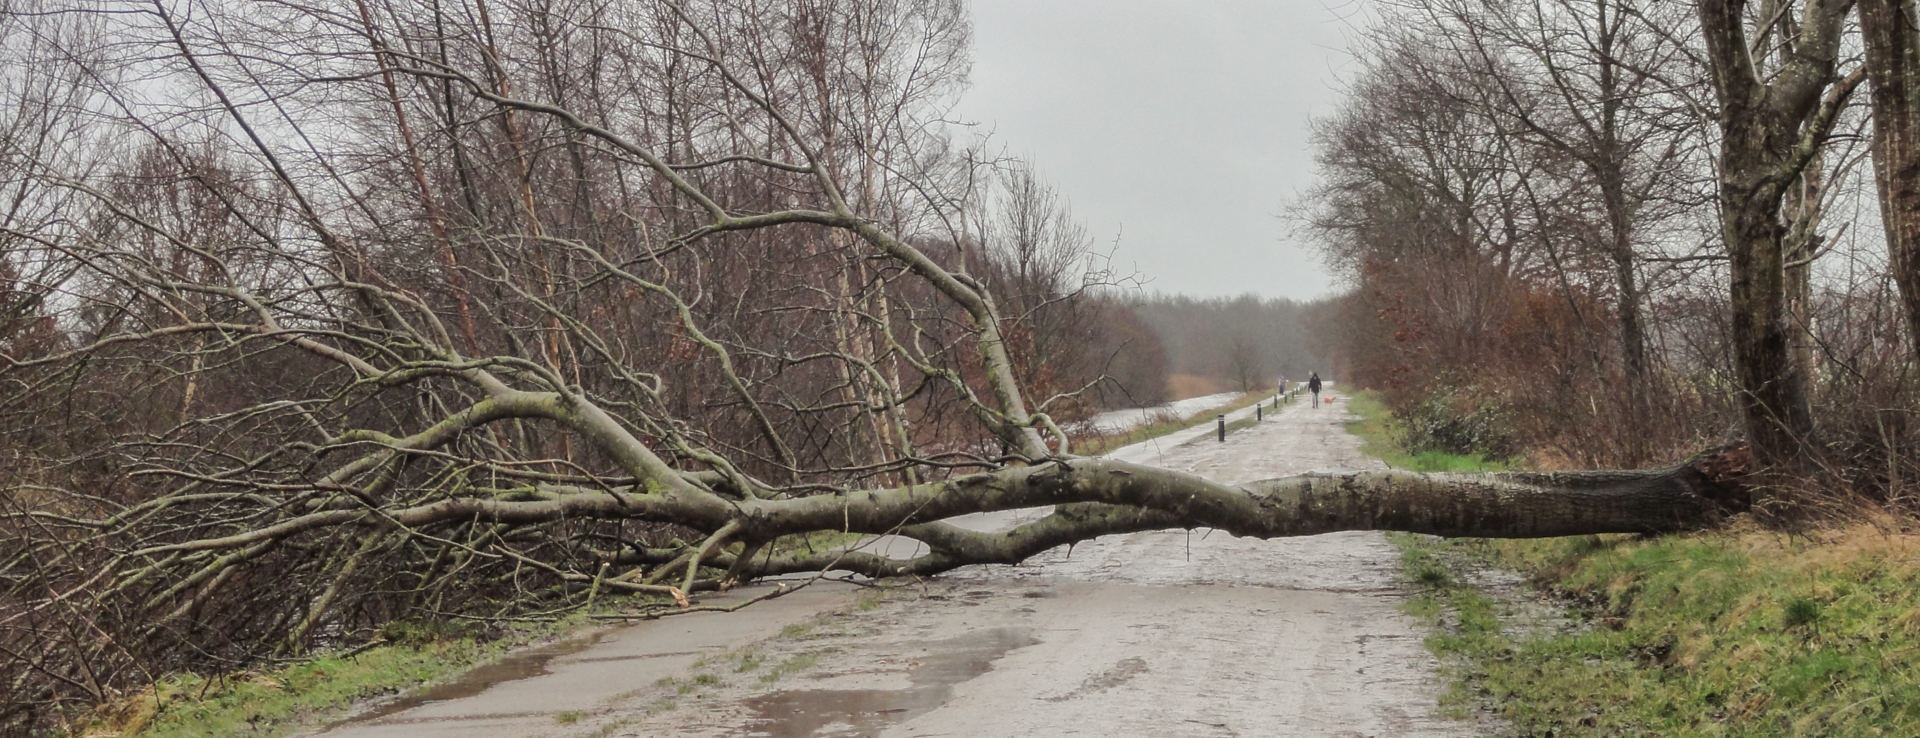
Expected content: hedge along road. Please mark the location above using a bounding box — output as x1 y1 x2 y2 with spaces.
314 388 1496 737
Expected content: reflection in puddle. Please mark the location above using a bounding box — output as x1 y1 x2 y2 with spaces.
317 631 606 731
744 627 1037 737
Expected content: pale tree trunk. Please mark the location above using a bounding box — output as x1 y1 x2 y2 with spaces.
1783 148 1826 383
1861 0 1920 356
141 446 1754 585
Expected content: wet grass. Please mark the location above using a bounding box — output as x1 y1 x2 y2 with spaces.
1355 389 1920 735
729 648 765 673
1343 392 1513 472
659 670 725 698
72 596 662 738
1396 530 1920 736
758 653 820 683
93 641 498 738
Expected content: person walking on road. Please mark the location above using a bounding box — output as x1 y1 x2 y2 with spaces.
1308 372 1322 409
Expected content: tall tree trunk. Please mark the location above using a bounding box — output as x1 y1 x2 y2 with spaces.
1591 1 1653 446
1861 0 1920 357
1697 0 1858 469
1723 192 1817 465
1782 152 1826 385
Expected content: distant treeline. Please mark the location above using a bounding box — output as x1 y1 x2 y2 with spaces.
1127 293 1327 399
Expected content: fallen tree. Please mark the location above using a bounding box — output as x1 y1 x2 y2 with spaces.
0 0 1749 731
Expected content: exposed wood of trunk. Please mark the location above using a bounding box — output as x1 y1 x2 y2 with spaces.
1861 0 1920 354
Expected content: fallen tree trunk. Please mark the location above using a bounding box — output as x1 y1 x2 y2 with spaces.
650 447 1752 581
0 3 1760 727
105 447 1750 589
120 447 1751 560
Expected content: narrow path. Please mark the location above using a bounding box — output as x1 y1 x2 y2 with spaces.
317 392 1493 737
1084 390 1242 434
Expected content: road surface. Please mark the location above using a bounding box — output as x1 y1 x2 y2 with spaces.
316 390 1494 737
1083 391 1241 434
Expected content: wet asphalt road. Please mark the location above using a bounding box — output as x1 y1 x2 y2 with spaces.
315 391 1493 738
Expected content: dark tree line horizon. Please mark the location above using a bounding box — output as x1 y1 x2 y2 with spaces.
1130 292 1328 398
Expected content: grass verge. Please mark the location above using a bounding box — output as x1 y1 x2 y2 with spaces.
1353 389 1920 735
1343 391 1513 472
71 596 665 738
1396 530 1920 736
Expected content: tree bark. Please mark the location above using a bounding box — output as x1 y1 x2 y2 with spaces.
1697 0 1858 468
680 448 1751 581
132 447 1751 585
1861 0 1920 356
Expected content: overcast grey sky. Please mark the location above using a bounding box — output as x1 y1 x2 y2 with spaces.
960 1 1359 301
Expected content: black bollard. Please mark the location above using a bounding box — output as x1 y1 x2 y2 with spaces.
1256 405 1263 421
1217 414 1226 442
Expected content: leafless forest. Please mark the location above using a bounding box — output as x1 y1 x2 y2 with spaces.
1130 294 1323 395
1304 0 1918 480
0 0 1908 732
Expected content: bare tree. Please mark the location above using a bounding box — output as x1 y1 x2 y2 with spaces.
1226 333 1264 392
1419 0 1713 461
1697 0 1864 468
0 0 1750 727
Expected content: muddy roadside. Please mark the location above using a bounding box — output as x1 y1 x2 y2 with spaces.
313 393 1499 737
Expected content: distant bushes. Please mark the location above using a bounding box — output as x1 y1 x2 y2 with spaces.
1394 384 1514 462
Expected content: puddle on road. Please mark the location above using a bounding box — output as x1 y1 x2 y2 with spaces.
743 626 1037 737
317 631 606 732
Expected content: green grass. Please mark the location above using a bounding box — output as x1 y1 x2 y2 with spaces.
758 653 819 683
89 630 536 737
1393 531 1920 736
767 529 866 556
730 648 764 673
74 595 663 738
1343 391 1512 472
1352 387 1920 735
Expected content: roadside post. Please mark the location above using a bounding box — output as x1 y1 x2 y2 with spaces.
1256 405 1262 421
1217 414 1226 442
